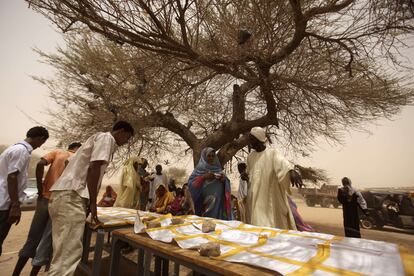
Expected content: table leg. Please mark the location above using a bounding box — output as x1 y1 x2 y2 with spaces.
144 251 152 276
92 229 105 276
109 236 126 276
137 248 145 276
162 257 169 276
81 225 92 264
155 255 162 275
174 262 180 276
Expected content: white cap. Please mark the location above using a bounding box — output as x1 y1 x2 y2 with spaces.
250 127 267 143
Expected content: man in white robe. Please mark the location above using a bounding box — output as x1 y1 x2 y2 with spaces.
246 127 303 230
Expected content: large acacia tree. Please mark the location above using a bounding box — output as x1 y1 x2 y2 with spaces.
28 0 414 166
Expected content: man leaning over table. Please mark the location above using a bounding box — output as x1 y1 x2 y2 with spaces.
47 121 134 276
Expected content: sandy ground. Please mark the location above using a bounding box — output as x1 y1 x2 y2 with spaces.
0 210 48 276
1 200 413 276
296 200 414 250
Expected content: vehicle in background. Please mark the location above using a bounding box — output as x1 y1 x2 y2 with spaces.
359 190 414 230
21 178 38 210
298 184 341 208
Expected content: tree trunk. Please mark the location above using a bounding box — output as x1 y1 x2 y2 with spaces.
192 143 203 167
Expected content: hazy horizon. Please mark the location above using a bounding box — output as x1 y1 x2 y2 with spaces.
1 1 413 189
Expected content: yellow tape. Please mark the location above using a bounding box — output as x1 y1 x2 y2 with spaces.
236 222 246 228
247 245 362 276
141 215 368 276
214 232 269 260
287 242 330 275
145 222 193 232
174 232 219 241
399 245 414 276
150 213 173 223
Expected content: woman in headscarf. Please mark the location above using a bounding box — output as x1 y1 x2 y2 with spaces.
166 188 184 215
150 182 174 214
188 147 233 220
114 157 141 209
98 185 118 207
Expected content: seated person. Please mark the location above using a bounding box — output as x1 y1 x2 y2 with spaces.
150 182 174 214
166 188 184 215
98 185 117 207
180 183 195 215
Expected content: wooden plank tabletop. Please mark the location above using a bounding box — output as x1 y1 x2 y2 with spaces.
112 228 280 276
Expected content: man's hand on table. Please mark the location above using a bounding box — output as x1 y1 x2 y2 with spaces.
88 201 102 225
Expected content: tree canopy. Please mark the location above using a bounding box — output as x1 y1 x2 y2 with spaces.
28 0 414 166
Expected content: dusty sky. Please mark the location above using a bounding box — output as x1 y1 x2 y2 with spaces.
1 1 414 188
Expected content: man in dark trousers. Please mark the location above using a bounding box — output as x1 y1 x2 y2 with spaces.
0 126 49 255
12 142 82 276
337 177 368 238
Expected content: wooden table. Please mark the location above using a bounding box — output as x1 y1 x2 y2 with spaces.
79 223 133 276
109 228 280 276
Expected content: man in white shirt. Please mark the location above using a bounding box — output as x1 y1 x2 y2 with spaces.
47 121 134 276
148 164 168 208
0 126 49 256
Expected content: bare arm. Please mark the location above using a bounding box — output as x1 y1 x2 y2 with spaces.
87 160 106 223
36 159 49 197
7 172 21 225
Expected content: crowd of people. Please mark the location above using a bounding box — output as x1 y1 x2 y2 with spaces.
0 123 369 276
0 121 134 276
110 156 194 216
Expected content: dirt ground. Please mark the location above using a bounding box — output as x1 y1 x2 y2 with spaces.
1 199 413 276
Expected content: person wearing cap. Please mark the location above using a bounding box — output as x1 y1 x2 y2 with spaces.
245 127 303 229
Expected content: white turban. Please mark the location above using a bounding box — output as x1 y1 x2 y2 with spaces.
250 127 267 143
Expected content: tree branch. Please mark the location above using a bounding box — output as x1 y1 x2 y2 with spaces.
270 0 307 64
217 134 250 165
175 0 191 48
304 0 354 20
140 111 198 148
231 84 246 123
305 31 355 77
